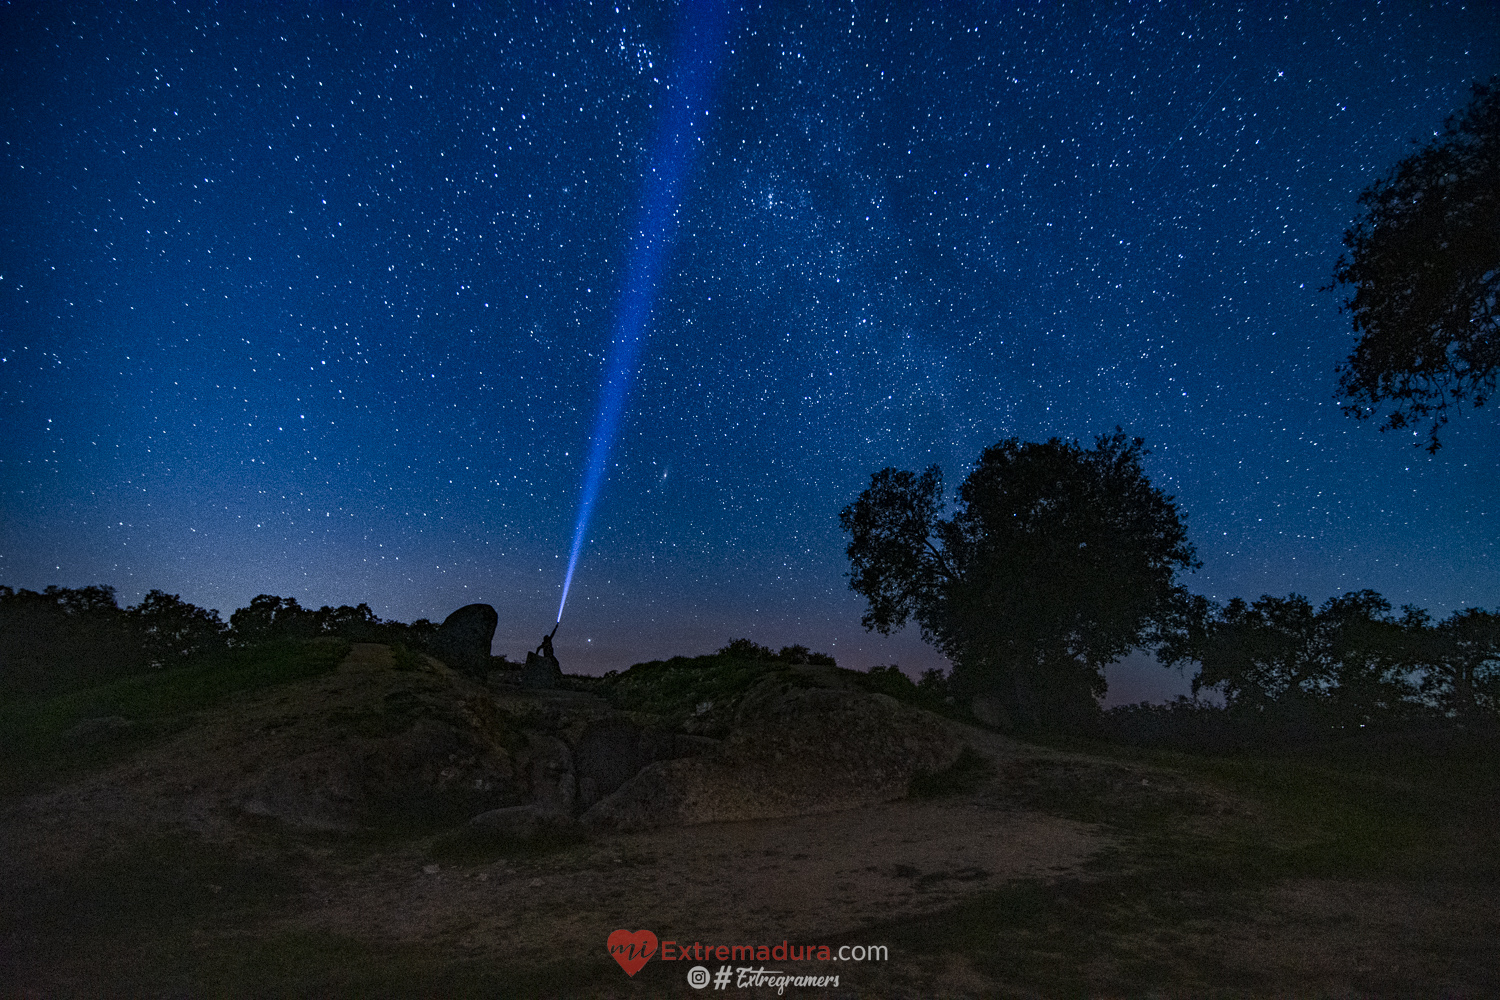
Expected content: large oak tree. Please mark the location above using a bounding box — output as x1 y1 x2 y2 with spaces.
840 431 1198 729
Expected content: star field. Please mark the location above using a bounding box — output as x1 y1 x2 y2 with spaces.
3 2 1497 699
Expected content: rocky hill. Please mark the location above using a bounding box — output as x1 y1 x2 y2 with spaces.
2 638 976 847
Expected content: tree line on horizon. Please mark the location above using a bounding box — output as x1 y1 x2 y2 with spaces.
840 432 1499 740
0 585 437 700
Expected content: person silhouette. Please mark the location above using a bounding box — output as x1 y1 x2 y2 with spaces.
537 622 559 661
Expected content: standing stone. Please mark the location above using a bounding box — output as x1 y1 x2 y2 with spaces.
571 719 712 810
430 604 497 676
521 650 561 689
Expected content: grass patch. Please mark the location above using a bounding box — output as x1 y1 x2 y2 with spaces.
1184 748 1499 881
0 831 297 947
0 637 350 794
389 641 425 672
1009 726 1500 881
193 932 614 1000
840 734 1500 997
601 652 814 734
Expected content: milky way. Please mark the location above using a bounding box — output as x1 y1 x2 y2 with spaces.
2 3 1496 701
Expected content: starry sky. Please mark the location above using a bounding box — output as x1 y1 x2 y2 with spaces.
3 1 1497 702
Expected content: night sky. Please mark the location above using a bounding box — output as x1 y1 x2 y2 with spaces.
3 2 1497 702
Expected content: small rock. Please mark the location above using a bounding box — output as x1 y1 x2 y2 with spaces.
469 803 571 838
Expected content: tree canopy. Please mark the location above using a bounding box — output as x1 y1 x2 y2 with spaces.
1160 590 1422 729
839 431 1198 729
1425 607 1500 719
1157 590 1500 734
132 589 228 668
1332 79 1500 452
1 585 435 699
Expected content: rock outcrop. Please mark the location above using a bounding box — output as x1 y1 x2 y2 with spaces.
580 676 962 830
429 603 498 676
52 640 964 840
572 718 717 811
232 648 523 830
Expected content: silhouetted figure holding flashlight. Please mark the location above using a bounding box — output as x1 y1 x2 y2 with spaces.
537 622 559 662
522 621 563 690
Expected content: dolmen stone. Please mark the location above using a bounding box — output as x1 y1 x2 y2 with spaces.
573 718 717 811
521 650 561 689
430 603 497 676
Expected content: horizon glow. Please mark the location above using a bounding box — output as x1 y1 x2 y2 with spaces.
556 0 732 623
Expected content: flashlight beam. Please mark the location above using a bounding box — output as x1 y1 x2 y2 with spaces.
555 0 731 624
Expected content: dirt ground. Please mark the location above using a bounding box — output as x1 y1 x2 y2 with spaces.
2 643 1497 998
289 795 1098 956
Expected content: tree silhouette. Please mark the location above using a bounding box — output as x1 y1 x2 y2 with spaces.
226 594 417 647
130 589 228 667
1332 79 1500 452
0 584 144 696
840 431 1198 729
228 594 319 646
312 602 386 642
1162 590 1421 730
1424 607 1500 719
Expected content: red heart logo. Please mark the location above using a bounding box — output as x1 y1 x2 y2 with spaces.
607 928 658 977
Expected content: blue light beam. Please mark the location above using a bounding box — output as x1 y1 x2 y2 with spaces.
556 0 732 623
